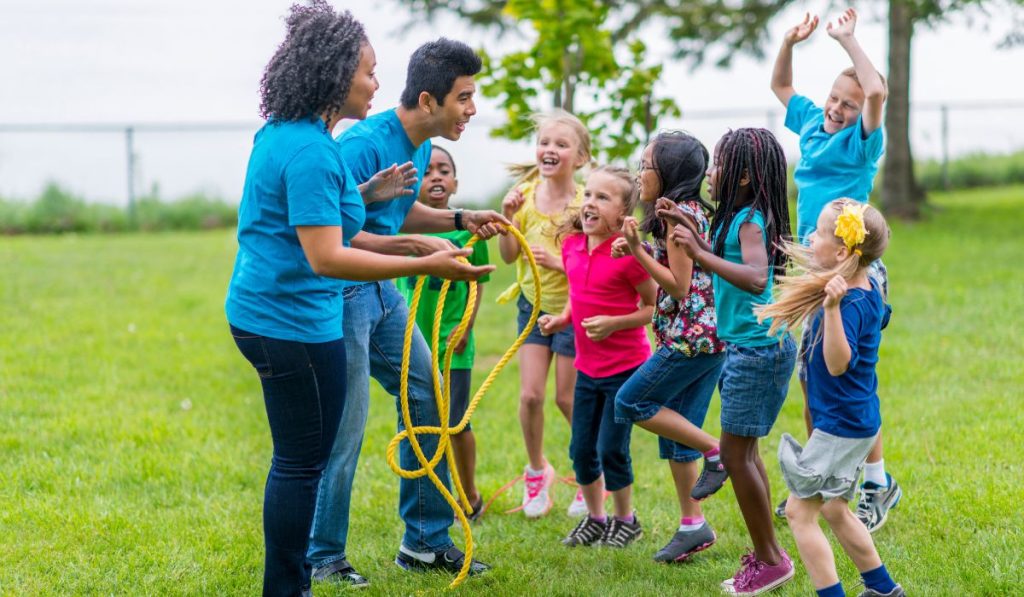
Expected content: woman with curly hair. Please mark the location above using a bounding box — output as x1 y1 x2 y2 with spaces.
225 4 492 596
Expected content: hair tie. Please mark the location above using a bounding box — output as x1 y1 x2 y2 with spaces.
834 203 869 254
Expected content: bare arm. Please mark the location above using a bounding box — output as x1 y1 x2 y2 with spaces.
349 230 455 257
821 275 852 375
671 222 769 295
400 201 509 238
772 13 818 107
622 216 690 300
498 187 525 263
829 9 886 136
453 284 484 354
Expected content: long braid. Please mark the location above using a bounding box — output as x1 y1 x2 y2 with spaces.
708 128 792 278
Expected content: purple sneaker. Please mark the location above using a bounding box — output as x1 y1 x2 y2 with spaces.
721 550 795 595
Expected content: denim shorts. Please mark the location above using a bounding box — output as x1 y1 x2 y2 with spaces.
448 368 472 432
516 294 575 357
719 335 797 437
614 348 726 462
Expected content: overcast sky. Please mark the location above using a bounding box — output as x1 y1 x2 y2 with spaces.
1 0 1022 205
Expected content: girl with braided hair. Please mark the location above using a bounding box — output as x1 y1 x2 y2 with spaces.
667 128 798 595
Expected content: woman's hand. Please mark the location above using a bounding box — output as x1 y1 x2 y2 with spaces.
407 234 457 256
501 188 526 219
464 209 510 239
823 274 849 309
360 161 418 203
785 12 820 46
422 249 496 281
538 313 569 336
581 315 617 342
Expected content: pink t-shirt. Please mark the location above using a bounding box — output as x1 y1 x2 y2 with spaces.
562 233 652 378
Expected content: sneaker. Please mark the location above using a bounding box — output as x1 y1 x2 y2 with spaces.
600 514 643 548
857 585 906 597
774 496 788 519
722 550 795 595
521 463 555 518
567 488 588 517
856 473 903 533
311 558 369 588
653 522 716 563
561 516 607 547
395 546 491 576
690 457 729 500
466 495 486 522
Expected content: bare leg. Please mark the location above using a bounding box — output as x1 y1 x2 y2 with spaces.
669 460 704 519
635 407 718 453
580 475 607 518
554 354 577 424
451 430 479 503
801 378 813 438
518 344 553 470
610 485 633 519
785 495 840 590
821 499 883 573
721 432 783 564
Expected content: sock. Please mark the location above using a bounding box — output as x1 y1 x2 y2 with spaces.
399 544 436 563
863 460 888 487
816 583 844 597
615 514 635 524
704 446 721 463
589 514 608 524
679 516 705 532
525 465 544 478
861 564 897 594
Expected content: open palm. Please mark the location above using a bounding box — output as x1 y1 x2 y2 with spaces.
786 12 819 45
827 8 858 40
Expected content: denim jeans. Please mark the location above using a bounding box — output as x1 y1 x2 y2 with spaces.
230 325 347 597
569 367 638 491
308 281 452 568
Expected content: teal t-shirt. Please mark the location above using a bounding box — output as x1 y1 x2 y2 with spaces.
712 207 779 347
225 118 365 343
785 94 885 244
395 230 491 369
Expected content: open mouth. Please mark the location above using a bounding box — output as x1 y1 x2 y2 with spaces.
541 155 560 168
455 120 467 134
826 112 844 127
426 185 447 198
581 208 599 226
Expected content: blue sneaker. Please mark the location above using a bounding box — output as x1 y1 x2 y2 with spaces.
856 473 903 533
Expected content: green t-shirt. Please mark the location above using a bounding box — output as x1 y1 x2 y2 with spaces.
395 230 491 369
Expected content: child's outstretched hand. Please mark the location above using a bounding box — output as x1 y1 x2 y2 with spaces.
827 8 857 40
785 12 819 46
622 216 641 248
538 313 569 336
611 237 632 258
581 316 616 342
823 274 849 308
502 187 526 219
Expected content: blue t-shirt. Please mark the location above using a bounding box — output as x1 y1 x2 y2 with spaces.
785 94 885 243
806 279 885 438
338 109 432 237
712 207 779 347
225 118 365 343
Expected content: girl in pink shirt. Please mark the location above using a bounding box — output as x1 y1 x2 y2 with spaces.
539 166 656 549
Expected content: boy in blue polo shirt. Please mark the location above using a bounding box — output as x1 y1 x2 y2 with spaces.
771 8 902 532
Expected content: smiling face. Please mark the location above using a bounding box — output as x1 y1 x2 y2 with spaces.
536 122 584 179
341 43 379 120
809 206 847 268
418 147 457 209
822 73 865 134
637 144 662 202
581 170 630 239
429 75 477 141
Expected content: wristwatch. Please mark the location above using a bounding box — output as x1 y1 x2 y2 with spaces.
453 208 465 231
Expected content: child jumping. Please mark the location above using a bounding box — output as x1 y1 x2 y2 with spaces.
758 200 904 597
611 131 728 563
498 109 591 518
396 145 490 521
538 166 656 548
771 8 901 531
668 128 797 595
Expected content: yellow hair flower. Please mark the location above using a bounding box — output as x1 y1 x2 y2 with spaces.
834 202 869 254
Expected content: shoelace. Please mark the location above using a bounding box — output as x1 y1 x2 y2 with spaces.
524 474 545 499
733 551 761 588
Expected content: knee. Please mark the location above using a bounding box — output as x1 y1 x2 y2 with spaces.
784 497 816 526
520 389 545 409
820 500 852 525
720 444 747 472
554 389 574 409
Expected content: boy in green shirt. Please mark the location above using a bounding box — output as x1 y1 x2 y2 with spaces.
396 146 490 520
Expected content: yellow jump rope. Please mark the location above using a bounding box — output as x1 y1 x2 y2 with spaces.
385 224 541 589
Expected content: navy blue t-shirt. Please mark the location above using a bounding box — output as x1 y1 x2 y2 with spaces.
806 278 886 438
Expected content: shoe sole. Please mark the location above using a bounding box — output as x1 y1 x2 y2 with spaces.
691 479 730 502
866 484 903 534
720 565 795 595
656 533 717 564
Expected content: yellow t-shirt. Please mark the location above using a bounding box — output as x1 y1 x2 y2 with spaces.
498 178 583 314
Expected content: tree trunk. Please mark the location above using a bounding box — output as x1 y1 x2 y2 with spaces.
881 0 926 218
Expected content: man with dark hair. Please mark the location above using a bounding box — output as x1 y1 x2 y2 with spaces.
307 38 505 588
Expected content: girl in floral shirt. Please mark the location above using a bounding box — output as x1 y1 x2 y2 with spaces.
611 131 726 564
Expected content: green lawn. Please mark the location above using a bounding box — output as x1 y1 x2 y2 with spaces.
1 187 1022 595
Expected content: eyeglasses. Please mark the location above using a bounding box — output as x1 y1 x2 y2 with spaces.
637 160 658 173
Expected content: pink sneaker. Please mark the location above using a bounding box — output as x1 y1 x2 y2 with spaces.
722 550 794 595
521 463 555 518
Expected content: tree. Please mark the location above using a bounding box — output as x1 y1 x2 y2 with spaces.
396 0 794 161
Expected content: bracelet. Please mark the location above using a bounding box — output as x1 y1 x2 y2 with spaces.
453 208 465 231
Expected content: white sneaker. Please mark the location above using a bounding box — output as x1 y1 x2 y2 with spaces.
567 488 588 517
521 463 555 518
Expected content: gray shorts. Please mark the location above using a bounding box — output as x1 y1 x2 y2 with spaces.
778 429 878 501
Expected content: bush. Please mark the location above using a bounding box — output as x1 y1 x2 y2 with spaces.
917 150 1024 191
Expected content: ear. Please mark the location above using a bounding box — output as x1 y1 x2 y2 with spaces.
452 178 459 195
835 243 852 261
739 169 751 187
418 91 436 114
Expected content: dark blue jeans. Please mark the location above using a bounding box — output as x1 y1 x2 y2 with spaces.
231 325 347 597
569 367 638 491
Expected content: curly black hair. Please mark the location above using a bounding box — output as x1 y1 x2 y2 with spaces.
399 38 482 109
259 1 367 122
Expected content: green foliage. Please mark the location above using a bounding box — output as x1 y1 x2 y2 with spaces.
916 149 1024 191
0 182 237 235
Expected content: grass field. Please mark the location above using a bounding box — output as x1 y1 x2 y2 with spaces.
1 186 1022 596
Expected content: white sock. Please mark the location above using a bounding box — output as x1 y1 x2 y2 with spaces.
863 460 887 487
678 516 705 532
399 545 436 563
525 465 544 477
